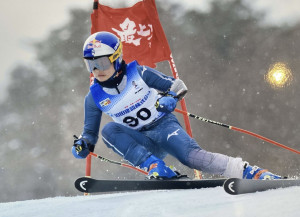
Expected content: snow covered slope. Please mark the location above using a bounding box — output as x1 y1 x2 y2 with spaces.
1 186 300 217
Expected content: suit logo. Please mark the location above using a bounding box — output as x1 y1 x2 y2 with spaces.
167 129 180 141
100 98 111 107
132 80 143 94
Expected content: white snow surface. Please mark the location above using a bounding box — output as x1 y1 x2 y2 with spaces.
1 186 300 217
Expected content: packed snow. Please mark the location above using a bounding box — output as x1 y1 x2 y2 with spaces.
1 185 300 217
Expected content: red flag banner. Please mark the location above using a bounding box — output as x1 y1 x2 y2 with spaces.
91 0 171 67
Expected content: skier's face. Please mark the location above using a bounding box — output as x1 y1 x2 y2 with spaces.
92 63 115 82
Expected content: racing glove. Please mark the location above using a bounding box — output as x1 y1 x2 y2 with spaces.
71 135 94 159
155 91 178 113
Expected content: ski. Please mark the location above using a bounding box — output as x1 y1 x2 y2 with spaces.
223 178 300 195
75 177 226 193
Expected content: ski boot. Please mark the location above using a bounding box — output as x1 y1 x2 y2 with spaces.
243 162 282 180
140 155 177 179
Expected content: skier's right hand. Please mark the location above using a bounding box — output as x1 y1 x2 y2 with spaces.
72 137 92 159
155 91 178 113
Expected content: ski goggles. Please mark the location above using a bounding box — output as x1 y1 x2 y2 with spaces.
84 56 112 72
84 42 123 72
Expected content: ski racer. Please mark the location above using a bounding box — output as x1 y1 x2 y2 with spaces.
72 31 281 180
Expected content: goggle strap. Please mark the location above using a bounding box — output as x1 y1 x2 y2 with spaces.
109 42 122 63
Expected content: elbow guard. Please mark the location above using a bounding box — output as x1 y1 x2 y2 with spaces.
170 79 188 100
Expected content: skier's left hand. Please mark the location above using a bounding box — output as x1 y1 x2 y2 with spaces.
155 91 178 113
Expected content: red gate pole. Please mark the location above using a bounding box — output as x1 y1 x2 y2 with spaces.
168 54 193 136
84 0 100 181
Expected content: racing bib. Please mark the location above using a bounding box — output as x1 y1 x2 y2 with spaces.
90 61 164 129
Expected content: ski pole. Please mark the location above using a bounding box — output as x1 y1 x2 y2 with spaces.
89 152 148 175
73 135 148 175
175 108 300 155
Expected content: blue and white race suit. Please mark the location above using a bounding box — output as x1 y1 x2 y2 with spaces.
80 61 240 177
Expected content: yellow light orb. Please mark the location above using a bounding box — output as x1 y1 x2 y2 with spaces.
265 62 293 89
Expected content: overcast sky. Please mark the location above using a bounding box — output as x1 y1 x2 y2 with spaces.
0 0 300 103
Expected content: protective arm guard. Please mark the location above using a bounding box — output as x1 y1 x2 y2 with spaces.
169 79 188 100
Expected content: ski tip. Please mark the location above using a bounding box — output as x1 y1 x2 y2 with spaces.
223 178 239 195
74 177 91 193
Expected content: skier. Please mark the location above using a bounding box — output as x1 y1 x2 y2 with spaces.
72 31 281 180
